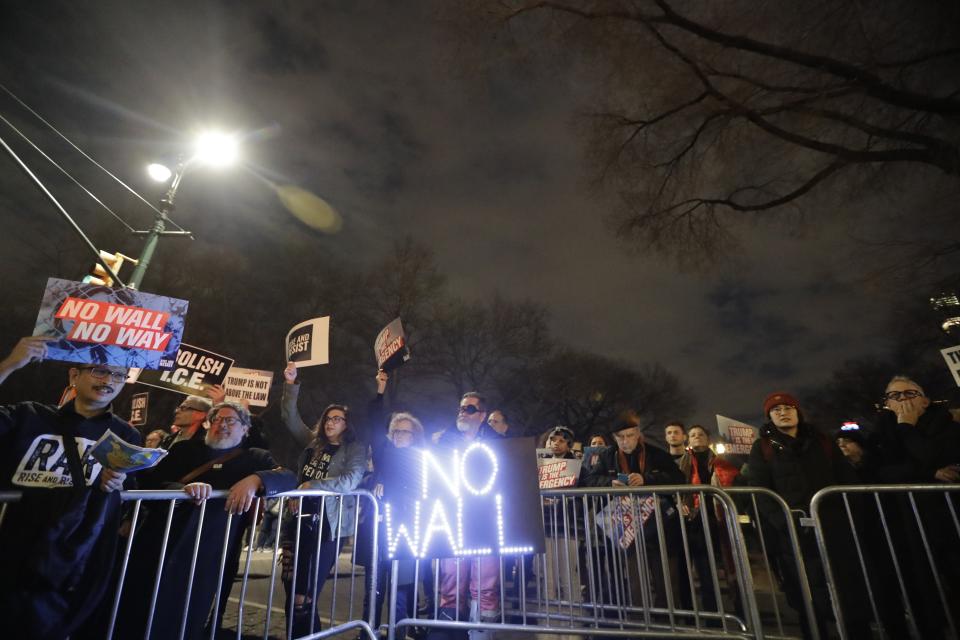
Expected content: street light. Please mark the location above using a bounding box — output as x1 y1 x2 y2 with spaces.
146 163 172 182
128 130 239 289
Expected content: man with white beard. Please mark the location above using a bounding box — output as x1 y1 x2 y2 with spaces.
115 402 295 640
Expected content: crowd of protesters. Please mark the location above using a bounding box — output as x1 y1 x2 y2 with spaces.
1 335 959 640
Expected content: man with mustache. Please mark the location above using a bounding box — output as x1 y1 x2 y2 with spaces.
115 401 295 640
0 336 139 640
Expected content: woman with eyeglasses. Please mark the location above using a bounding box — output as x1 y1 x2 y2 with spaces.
747 392 870 640
361 412 425 631
278 361 367 637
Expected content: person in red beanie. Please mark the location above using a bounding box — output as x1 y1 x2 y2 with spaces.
747 392 870 640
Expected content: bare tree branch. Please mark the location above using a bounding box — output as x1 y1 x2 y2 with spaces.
652 0 960 117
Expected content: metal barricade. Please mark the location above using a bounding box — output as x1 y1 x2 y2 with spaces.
6 483 955 640
721 487 822 640
811 484 960 640
0 487 378 640
389 485 762 639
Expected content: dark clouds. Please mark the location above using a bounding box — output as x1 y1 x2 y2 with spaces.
0 1 949 429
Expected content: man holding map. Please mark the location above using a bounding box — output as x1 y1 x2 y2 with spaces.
0 336 141 640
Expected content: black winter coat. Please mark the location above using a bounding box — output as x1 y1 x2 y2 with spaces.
116 441 295 640
747 422 858 541
872 405 960 483
581 442 685 487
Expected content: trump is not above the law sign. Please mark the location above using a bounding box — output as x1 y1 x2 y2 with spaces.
32 277 187 369
224 367 273 407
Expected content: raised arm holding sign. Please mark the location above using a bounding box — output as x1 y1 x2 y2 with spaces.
285 316 330 367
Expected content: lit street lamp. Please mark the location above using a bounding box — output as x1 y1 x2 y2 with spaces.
128 131 239 289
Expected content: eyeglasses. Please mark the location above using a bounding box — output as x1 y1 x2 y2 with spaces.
177 404 204 412
458 405 481 415
80 367 127 383
770 405 797 413
884 390 924 401
325 415 347 424
211 416 241 427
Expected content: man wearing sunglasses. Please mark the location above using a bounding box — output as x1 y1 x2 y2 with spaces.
160 394 213 450
431 392 505 630
0 336 142 639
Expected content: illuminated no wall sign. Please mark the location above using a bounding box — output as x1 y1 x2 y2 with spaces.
384 438 545 559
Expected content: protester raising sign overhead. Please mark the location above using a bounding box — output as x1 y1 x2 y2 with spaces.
374 317 410 372
131 343 233 396
32 277 187 369
223 366 273 407
285 316 330 367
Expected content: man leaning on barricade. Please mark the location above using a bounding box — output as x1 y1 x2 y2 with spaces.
112 401 296 640
0 337 138 640
580 413 685 616
870 375 960 640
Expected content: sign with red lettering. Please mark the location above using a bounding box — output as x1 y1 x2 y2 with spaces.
716 415 758 455
32 278 187 369
536 450 582 488
374 317 410 371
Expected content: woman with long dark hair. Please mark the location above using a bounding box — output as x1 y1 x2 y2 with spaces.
279 361 367 637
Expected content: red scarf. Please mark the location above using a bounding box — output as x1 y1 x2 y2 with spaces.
616 445 646 475
690 450 703 509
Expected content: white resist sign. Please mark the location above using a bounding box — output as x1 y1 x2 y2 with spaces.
224 367 274 407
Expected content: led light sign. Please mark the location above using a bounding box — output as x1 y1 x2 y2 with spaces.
383 438 544 559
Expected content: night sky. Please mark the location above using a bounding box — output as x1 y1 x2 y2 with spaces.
1 2 956 432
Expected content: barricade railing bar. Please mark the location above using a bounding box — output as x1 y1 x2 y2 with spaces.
4 484 955 639
74 487 377 640
390 485 762 640
810 484 960 640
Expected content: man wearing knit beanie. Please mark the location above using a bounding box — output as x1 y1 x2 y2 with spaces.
747 392 869 639
762 392 801 437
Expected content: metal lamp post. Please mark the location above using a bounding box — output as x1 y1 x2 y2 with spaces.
128 159 192 289
128 132 238 289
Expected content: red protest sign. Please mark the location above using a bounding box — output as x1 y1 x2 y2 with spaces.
54 297 172 351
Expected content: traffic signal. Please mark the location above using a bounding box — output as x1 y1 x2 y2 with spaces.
82 250 138 287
